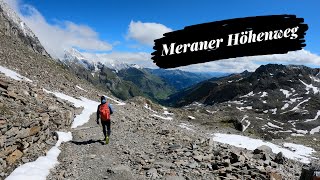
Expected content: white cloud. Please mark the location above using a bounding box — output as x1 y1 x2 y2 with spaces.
82 51 156 68
5 0 112 59
176 50 320 73
127 21 172 46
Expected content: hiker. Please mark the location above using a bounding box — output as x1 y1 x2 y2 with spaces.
97 96 113 144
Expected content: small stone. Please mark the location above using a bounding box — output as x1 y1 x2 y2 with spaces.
6 149 23 165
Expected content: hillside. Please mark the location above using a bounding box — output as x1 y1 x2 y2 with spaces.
62 48 176 101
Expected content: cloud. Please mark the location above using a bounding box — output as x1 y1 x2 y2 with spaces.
127 21 172 46
176 50 320 73
82 51 156 68
5 0 112 59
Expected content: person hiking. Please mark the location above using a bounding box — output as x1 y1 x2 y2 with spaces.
97 96 113 144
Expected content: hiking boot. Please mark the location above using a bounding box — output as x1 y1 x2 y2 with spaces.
105 135 109 144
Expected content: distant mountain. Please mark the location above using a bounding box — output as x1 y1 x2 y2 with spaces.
145 68 225 90
167 70 251 106
169 64 320 140
62 48 175 101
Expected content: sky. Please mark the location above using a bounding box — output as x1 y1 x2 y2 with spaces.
4 0 320 73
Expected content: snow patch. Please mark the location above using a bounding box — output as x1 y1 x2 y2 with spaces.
300 79 319 94
267 122 283 129
310 126 320 135
151 114 173 120
305 110 320 122
236 106 252 111
260 92 268 97
75 85 87 92
6 132 72 180
281 103 289 110
0 65 32 82
144 104 157 113
280 89 292 98
178 123 194 131
240 91 254 98
43 89 100 128
163 111 174 116
212 133 316 164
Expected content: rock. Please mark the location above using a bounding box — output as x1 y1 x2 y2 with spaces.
16 127 30 139
184 151 192 157
254 145 272 154
274 152 284 164
5 127 19 137
0 136 5 147
6 149 23 165
193 155 203 162
187 162 199 169
29 126 41 136
159 129 170 135
146 168 159 179
268 171 282 180
230 152 245 163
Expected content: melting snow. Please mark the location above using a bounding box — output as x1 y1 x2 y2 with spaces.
144 104 157 113
6 132 72 180
75 85 87 92
151 114 173 120
43 89 100 128
241 115 250 132
240 91 254 98
206 110 217 114
212 133 316 163
0 65 32 82
260 92 268 97
310 126 320 135
163 111 174 116
236 106 252 111
300 79 319 94
270 108 277 114
281 103 289 110
267 122 283 129
305 110 320 122
292 128 308 134
280 89 292 98
178 123 194 131
310 76 320 82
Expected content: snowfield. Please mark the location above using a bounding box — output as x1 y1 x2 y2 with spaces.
212 133 316 164
6 132 72 180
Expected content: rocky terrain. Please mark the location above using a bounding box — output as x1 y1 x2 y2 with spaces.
47 97 313 180
0 1 319 179
168 64 320 147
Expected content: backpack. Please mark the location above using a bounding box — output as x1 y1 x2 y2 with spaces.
99 103 110 121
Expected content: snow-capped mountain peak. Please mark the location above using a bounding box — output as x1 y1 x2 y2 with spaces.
62 48 142 72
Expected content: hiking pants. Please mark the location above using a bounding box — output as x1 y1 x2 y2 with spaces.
101 120 111 138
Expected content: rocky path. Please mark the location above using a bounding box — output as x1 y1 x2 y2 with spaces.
47 99 308 180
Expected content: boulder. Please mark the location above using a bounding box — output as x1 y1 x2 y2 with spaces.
254 145 272 154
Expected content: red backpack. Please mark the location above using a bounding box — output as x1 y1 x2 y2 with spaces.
99 103 110 121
